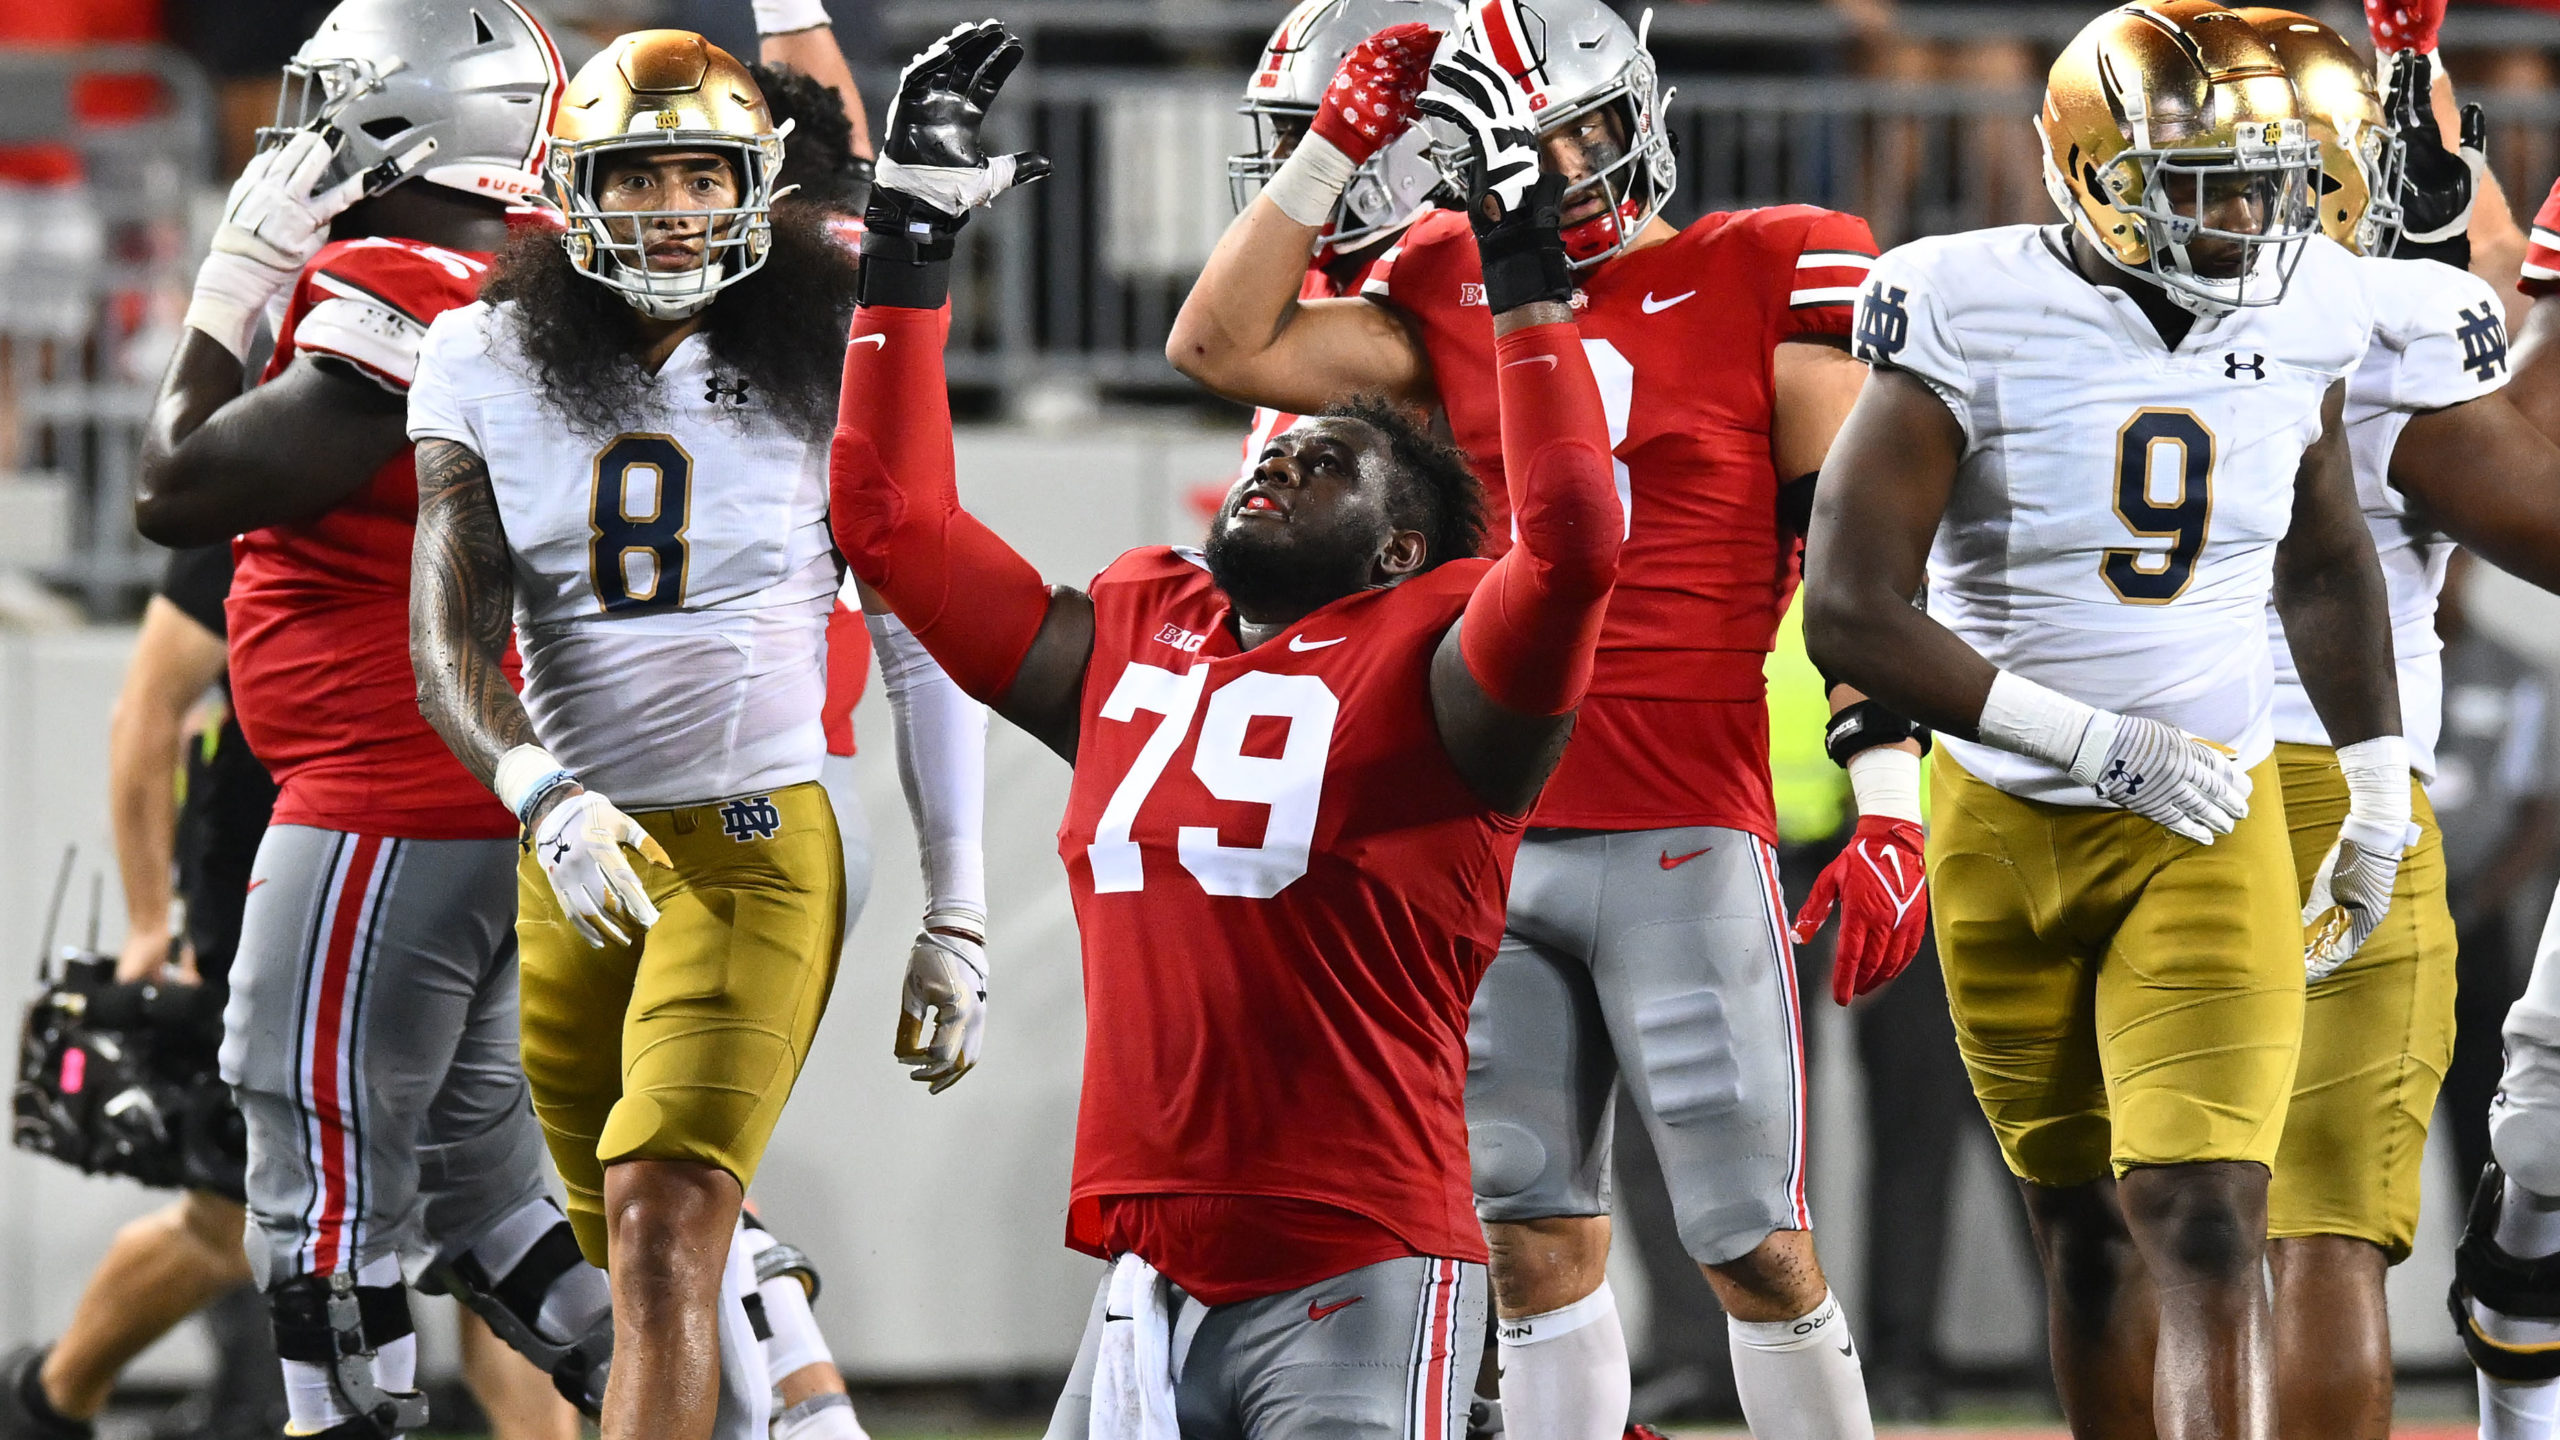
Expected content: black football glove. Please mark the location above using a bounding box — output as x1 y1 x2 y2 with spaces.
859 19 1051 308
1418 43 1570 313
2383 48 2485 268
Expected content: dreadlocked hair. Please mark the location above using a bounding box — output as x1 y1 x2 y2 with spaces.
480 197 860 443
749 62 866 213
1327 393 1486 569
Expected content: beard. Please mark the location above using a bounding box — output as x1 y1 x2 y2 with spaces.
1202 509 1381 622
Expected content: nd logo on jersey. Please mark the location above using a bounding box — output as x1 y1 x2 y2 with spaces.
2457 305 2509 382
1854 282 1909 364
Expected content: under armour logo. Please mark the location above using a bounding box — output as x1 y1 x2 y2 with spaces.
2224 352 2266 380
2458 304 2510 382
719 795 781 842
1852 282 1909 363
2107 760 2146 797
705 376 751 406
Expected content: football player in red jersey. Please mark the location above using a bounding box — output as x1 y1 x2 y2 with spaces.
1223 0 1459 478
1170 2 1906 1436
123 5 768 1437
835 23 1618 1439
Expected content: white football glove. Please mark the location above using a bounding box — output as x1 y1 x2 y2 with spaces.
1418 41 1543 221
894 926 987 1094
2304 737 2416 982
184 126 434 358
530 790 671 948
2068 710 2252 845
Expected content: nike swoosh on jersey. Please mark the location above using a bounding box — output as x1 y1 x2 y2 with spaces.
850 333 888 350
247 877 268 892
1290 635 1347 651
1308 1295 1363 1321
1659 846 1712 870
1641 290 1697 314
1502 354 1558 373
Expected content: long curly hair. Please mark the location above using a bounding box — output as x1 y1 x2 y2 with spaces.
480 198 859 442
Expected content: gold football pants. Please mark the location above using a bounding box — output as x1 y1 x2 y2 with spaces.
516 782 844 1266
1928 751 2303 1188
2265 743 2453 1262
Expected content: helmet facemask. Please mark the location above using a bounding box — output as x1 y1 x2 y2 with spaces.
550 127 787 321
1228 106 1452 262
2078 117 2322 316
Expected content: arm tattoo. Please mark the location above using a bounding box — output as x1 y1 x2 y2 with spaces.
409 437 536 791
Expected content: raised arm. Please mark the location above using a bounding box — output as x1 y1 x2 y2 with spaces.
1416 42 1620 813
135 130 427 546
754 0 873 157
831 22 1082 755
2392 390 2560 589
1164 25 1437 411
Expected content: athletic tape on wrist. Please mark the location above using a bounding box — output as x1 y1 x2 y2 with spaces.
1847 747 1923 823
1261 131 1357 229
1977 670 2101 771
184 252 289 360
2336 734 2413 851
495 744 575 824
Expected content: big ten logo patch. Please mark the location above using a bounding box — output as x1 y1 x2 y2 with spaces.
719 795 782 842
1154 622 1209 654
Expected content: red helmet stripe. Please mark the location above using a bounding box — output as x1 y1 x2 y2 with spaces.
1477 0 1534 87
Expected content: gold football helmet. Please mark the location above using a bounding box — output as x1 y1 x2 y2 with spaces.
2038 1 2322 315
2234 8 2403 254
547 30 788 320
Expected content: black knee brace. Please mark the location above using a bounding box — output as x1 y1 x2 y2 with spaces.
424 1222 612 1418
267 1274 427 1436
2451 1161 2560 1382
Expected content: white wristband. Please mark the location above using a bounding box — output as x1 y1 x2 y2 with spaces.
184 251 292 361
494 743 573 818
753 0 831 34
1261 130 1358 229
925 905 988 940
1847 746 1923 824
2336 734 2414 853
1976 670 2102 772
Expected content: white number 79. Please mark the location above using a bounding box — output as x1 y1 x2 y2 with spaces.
1086 662 1340 899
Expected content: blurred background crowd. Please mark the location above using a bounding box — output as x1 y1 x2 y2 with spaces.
8 0 2560 1433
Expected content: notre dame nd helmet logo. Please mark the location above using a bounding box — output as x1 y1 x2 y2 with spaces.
1853 282 1909 364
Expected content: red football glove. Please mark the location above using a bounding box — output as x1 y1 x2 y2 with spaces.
1791 815 1930 1006
1310 23 1441 164
2366 0 2444 56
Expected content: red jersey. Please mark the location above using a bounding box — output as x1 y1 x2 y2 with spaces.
1364 205 1878 838
1058 547 1522 1297
227 237 517 839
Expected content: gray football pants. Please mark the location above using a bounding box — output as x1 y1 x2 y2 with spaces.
1468 826 1810 1266
1043 1256 1486 1440
220 826 550 1288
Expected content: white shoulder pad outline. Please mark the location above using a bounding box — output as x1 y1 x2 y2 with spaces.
292 285 431 391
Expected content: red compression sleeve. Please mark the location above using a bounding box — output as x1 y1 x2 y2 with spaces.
830 304 1052 703
1457 321 1622 715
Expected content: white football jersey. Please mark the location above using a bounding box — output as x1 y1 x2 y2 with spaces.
2266 254 2511 780
408 300 839 809
1852 227 2375 805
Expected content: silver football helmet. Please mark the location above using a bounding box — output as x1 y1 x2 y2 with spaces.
268 0 565 206
1433 0 1675 269
1228 0 1463 261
